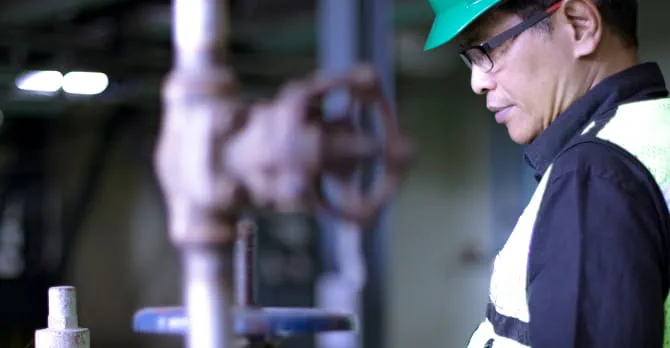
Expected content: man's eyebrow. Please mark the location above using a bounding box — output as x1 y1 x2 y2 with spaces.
459 32 481 49
459 12 496 48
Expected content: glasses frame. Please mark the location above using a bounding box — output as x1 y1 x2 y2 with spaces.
460 1 563 72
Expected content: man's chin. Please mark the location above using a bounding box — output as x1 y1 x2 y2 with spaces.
506 125 535 144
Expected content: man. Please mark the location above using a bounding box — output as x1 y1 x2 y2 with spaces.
424 0 670 347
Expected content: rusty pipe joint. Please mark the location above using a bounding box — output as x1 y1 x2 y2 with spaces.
155 67 246 245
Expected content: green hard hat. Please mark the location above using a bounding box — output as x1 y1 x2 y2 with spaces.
424 0 503 51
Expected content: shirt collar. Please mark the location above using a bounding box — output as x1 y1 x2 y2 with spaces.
523 62 668 180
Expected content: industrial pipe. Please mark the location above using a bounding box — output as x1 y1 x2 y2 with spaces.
163 0 238 347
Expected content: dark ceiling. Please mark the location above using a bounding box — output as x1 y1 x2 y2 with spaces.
0 0 315 73
0 0 434 113
0 0 432 70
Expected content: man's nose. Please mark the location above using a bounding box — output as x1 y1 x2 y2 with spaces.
470 66 496 95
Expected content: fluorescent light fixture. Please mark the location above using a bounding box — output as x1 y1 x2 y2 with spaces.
15 70 63 93
63 71 109 95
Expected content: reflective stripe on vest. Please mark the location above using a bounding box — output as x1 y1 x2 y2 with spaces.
467 164 555 348
467 98 670 348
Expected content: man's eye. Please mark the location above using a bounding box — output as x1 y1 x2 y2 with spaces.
472 53 489 65
467 49 489 65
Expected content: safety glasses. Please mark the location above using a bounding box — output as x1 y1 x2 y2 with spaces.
459 1 563 72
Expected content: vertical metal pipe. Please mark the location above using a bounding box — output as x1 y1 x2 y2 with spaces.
360 0 395 102
184 246 235 348
318 0 359 79
173 0 229 70
359 1 395 348
169 0 235 347
316 2 364 348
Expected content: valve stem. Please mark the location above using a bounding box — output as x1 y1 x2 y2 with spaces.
235 219 258 307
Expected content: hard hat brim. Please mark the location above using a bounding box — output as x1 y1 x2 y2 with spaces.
424 0 502 51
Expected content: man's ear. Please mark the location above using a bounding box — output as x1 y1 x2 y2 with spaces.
559 0 602 58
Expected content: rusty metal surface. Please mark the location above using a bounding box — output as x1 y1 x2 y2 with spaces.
155 67 245 245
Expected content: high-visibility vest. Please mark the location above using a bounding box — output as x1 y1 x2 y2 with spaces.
467 98 670 348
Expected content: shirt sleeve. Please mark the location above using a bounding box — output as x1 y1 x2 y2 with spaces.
526 143 668 348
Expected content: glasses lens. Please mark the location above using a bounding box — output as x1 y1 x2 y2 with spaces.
459 52 473 69
462 47 493 71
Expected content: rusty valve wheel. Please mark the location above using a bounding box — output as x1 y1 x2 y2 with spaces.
311 65 415 225
228 64 415 226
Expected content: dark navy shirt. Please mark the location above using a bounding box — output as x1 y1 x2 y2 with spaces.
523 62 670 347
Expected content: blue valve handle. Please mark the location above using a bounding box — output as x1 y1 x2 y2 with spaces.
133 306 357 337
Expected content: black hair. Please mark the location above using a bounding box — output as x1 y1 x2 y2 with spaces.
498 0 638 48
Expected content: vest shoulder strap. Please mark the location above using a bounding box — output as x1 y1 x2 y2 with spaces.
594 98 670 199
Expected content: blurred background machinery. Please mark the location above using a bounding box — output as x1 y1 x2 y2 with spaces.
0 1 669 348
